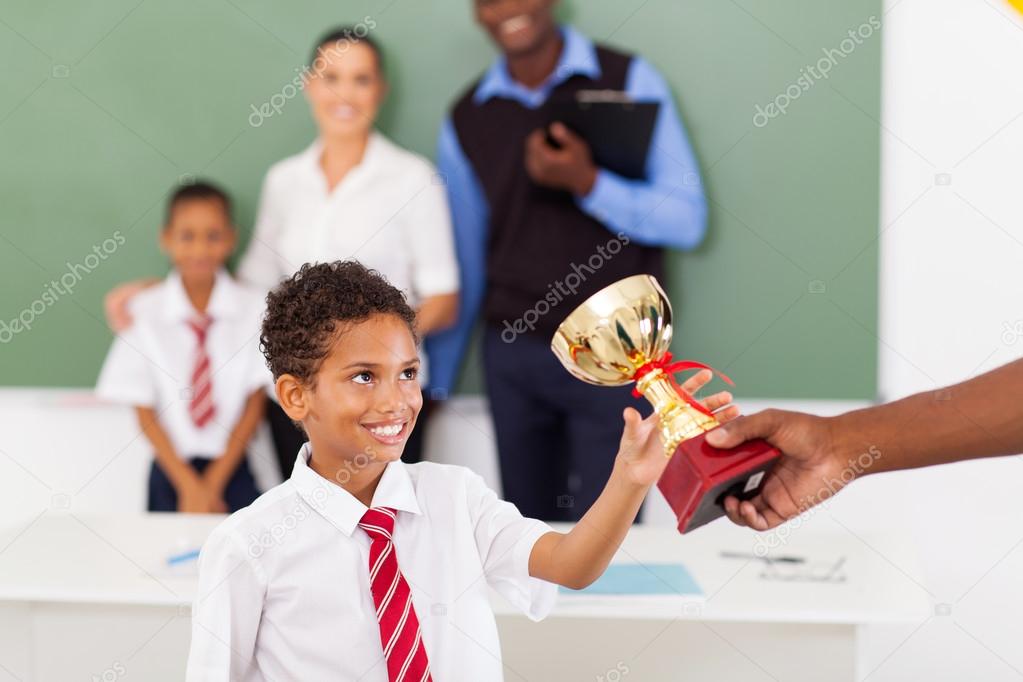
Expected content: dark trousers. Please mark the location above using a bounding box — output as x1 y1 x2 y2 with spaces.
148 456 260 513
483 326 647 522
266 391 433 481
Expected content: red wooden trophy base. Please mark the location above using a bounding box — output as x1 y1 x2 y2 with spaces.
656 428 781 533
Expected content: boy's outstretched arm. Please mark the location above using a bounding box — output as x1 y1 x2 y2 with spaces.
528 371 737 590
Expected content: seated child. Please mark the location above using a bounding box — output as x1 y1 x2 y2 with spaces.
96 181 270 513
186 260 734 680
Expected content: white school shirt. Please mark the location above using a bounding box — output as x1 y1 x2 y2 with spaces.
186 443 557 681
95 269 271 458
238 131 458 304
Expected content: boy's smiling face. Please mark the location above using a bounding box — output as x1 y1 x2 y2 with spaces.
284 313 422 467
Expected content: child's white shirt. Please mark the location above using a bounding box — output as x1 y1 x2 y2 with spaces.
186 443 557 681
95 268 270 458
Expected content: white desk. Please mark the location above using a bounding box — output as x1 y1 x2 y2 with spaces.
0 512 929 681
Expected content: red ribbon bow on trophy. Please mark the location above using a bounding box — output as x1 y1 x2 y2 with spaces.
631 352 734 417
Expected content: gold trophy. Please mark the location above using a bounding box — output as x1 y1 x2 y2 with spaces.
551 274 780 533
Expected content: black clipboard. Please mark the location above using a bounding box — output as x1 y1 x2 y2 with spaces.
544 90 660 180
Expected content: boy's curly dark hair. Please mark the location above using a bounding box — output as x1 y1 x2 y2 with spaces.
260 260 418 385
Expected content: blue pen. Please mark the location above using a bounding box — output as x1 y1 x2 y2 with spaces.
167 548 202 566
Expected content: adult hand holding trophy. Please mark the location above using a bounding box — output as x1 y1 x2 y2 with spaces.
551 274 781 533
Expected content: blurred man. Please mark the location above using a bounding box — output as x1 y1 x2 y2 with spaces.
429 0 707 520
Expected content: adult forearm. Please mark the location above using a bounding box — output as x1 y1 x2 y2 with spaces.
416 293 459 336
833 359 1023 475
578 170 707 250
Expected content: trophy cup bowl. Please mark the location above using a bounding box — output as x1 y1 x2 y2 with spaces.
551 274 781 533
550 274 674 386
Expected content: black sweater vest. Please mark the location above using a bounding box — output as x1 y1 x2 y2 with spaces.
451 45 664 340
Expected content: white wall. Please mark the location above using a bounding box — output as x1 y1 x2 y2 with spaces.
871 0 1023 678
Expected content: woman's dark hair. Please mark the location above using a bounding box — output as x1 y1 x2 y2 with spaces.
260 260 417 385
309 25 384 74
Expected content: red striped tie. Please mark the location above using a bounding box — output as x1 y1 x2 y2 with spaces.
359 507 432 682
187 315 216 428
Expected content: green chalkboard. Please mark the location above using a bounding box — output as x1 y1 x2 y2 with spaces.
0 0 880 398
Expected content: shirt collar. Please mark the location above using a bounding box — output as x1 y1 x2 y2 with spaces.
302 130 386 182
290 442 422 537
473 25 600 107
160 268 240 323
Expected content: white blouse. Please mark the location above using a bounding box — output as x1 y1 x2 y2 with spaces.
238 131 459 308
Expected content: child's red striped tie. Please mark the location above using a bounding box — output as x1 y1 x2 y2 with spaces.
359 507 432 682
187 315 215 428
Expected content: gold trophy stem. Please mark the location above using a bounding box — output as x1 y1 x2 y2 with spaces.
634 369 719 456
